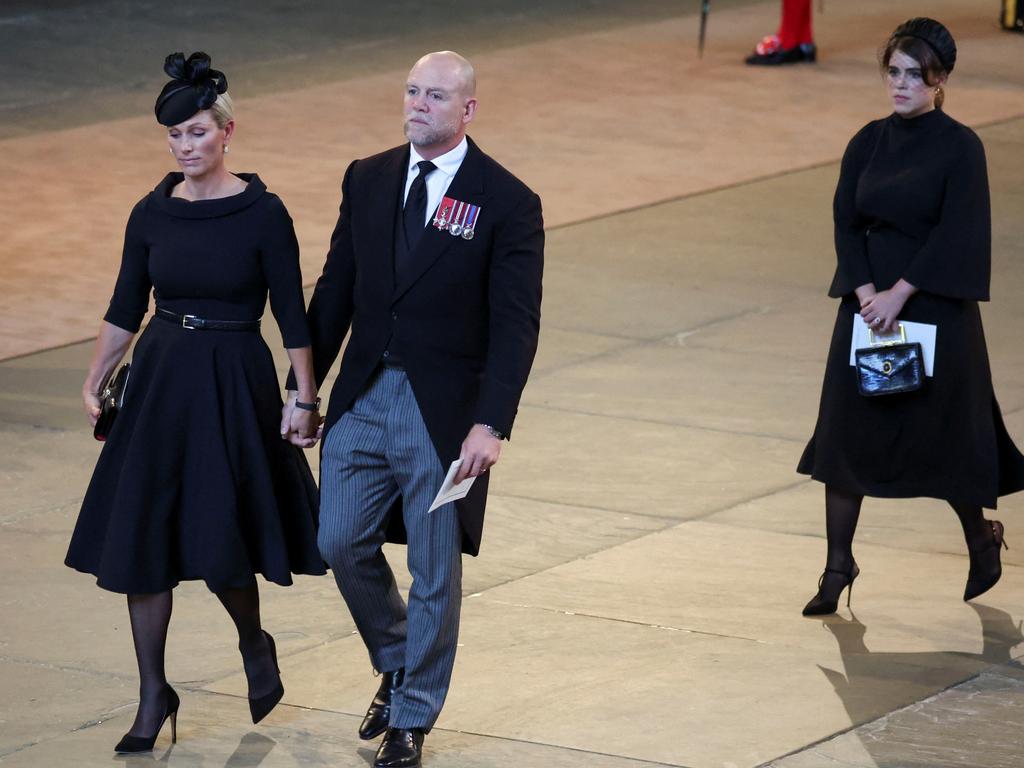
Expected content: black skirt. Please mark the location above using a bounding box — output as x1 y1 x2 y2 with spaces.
798 291 1024 509
66 319 326 593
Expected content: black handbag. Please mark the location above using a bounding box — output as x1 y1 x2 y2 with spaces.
93 363 131 441
855 325 924 397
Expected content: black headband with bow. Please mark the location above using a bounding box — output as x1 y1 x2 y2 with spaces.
154 52 228 126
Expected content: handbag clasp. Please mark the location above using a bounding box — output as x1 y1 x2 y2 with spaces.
868 323 907 348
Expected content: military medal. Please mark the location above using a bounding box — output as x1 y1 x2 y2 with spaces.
461 204 480 240
433 196 481 240
433 196 456 230
448 201 465 236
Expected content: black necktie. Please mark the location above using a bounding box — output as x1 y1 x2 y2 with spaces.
403 160 437 251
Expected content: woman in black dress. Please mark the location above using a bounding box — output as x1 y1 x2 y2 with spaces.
798 19 1024 615
65 53 326 752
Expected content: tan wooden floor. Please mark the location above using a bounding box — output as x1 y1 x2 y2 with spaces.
2 1 1023 766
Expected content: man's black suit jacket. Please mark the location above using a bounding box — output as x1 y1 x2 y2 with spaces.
305 137 544 556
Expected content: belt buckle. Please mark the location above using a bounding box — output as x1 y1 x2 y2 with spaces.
182 314 201 330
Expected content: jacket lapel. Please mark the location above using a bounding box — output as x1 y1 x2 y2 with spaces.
370 146 409 292
392 139 486 303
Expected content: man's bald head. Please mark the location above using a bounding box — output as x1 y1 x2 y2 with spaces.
403 51 478 159
410 51 476 98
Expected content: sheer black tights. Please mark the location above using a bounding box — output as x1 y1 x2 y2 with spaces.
950 502 992 552
126 591 172 737
215 580 279 699
818 485 993 600
125 580 277 736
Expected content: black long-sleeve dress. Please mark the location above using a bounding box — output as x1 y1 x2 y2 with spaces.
66 173 326 593
798 109 1024 508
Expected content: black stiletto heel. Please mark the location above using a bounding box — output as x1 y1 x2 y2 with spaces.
802 562 860 616
249 630 284 724
964 520 1007 602
114 684 180 753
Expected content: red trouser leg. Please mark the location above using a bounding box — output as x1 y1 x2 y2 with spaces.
777 0 813 49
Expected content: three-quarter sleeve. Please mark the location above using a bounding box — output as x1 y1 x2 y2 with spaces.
260 196 312 349
828 127 875 298
103 200 152 332
902 130 991 301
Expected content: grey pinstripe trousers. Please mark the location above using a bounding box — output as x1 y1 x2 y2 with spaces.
319 367 462 730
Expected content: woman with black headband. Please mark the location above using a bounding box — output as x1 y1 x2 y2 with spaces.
65 52 326 752
797 19 1024 615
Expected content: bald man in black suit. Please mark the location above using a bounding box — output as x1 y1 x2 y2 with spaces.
286 51 543 768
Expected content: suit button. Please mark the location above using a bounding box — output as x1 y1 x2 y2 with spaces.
391 312 398 320
383 350 390 358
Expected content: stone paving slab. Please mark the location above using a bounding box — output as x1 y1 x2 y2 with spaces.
769 665 1024 768
204 596 1016 768
0 688 676 767
474 519 1024 660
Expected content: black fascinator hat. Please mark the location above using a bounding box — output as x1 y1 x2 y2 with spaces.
890 18 957 74
154 52 228 126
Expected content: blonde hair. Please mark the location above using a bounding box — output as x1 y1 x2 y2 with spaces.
210 92 234 128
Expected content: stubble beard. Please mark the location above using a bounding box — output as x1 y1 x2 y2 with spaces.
404 118 459 149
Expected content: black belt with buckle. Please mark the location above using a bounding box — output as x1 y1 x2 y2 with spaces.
155 308 261 332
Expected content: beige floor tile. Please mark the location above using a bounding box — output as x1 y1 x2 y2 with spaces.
0 661 133 757
769 667 1024 768
704 480 1024 568
465 495 672 592
219 598 1006 768
531 327 636 377
540 229 812 341
523 340 823 442
0 688 666 767
0 428 95 524
490 405 804 519
475 520 1024 658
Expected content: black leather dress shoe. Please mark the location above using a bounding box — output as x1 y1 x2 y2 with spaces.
374 728 424 768
745 42 817 66
359 668 404 740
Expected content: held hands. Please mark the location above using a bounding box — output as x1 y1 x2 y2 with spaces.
281 390 323 449
454 424 503 483
859 281 915 335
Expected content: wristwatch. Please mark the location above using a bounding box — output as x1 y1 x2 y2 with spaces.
294 397 321 412
480 423 506 440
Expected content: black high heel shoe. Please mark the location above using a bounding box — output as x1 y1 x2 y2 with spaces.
802 562 860 616
114 684 179 754
964 520 1008 602
249 630 284 724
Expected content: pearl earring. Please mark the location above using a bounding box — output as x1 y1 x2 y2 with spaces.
223 145 230 154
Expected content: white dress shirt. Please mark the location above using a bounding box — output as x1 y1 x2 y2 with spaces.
403 137 469 226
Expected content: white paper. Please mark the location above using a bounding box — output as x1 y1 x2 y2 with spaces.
428 459 477 513
849 314 937 376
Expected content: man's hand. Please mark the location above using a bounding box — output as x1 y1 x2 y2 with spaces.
454 424 502 483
